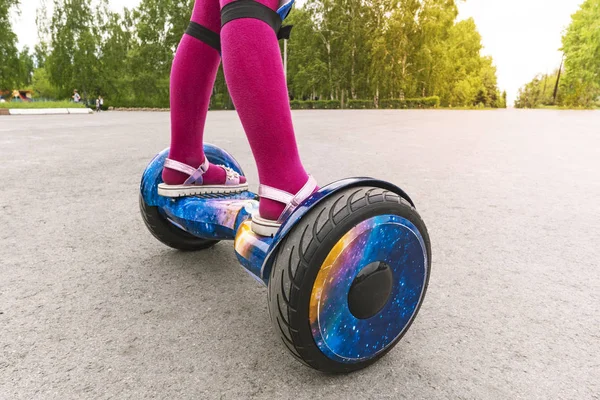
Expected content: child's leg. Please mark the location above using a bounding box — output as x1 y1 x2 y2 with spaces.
220 0 314 221
163 0 244 187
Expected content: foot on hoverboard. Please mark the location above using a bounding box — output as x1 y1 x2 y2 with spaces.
158 158 248 197
251 176 318 237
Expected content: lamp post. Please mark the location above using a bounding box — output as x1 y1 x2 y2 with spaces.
284 39 288 82
553 54 564 104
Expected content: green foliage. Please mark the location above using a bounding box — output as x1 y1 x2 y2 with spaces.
210 86 234 110
97 7 134 102
289 100 309 109
18 46 35 86
560 0 600 107
25 0 503 108
380 96 440 108
380 99 406 109
347 100 375 109
499 91 508 109
124 0 192 107
440 20 501 107
0 0 23 90
290 97 440 109
286 2 502 107
32 67 61 99
518 0 600 108
515 72 559 108
45 0 103 99
290 100 341 109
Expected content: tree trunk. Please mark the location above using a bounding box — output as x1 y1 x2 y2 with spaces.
351 44 356 99
327 42 333 100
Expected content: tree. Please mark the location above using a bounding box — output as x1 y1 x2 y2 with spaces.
290 0 503 106
0 0 21 91
98 7 134 101
123 0 193 107
515 72 558 108
413 0 459 98
498 90 507 109
32 67 60 98
35 0 50 68
26 0 503 107
45 0 103 100
440 18 488 107
286 6 329 100
560 0 600 107
18 46 35 86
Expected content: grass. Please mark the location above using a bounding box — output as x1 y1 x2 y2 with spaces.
438 106 500 110
536 105 600 110
0 101 86 109
510 105 600 110
536 105 563 110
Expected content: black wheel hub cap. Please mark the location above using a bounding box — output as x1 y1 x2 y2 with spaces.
348 261 394 320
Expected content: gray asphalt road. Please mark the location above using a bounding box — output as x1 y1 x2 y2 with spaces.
1 110 599 399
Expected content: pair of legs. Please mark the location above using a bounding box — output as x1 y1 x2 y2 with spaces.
163 0 312 222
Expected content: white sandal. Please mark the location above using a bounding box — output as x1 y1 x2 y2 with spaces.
251 176 318 237
158 158 248 197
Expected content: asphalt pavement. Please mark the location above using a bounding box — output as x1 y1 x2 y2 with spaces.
1 110 599 399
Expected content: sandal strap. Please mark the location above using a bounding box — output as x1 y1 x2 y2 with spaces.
258 185 295 205
259 176 318 223
221 165 241 185
164 158 210 185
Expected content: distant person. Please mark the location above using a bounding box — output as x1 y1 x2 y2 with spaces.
72 90 81 103
96 97 101 112
99 96 104 110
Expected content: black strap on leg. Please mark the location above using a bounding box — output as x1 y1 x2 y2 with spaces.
186 22 221 52
221 0 293 40
278 25 293 40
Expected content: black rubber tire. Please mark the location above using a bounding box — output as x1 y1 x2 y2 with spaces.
139 194 219 251
267 187 431 373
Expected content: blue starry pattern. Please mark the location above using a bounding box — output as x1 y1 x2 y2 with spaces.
141 147 258 241
234 221 274 281
310 215 428 363
260 178 415 281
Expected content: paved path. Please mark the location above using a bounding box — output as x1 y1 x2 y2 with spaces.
1 110 599 399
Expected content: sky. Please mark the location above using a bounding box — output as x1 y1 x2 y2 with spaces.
13 0 585 104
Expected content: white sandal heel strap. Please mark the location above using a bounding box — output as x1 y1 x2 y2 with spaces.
258 175 318 223
279 175 318 223
164 158 210 185
258 185 295 205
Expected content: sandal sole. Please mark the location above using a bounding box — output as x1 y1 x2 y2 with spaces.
251 215 282 237
158 183 249 198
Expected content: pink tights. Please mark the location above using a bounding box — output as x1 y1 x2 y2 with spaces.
163 0 310 221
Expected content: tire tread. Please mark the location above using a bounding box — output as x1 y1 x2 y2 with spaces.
268 186 430 373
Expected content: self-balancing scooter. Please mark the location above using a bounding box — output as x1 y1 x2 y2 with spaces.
140 145 431 373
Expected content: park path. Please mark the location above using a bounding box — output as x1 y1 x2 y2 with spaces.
1 110 598 399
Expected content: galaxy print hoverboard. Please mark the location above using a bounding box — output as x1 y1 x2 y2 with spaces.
140 145 431 373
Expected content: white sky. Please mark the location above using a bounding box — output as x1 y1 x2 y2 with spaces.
13 0 585 104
